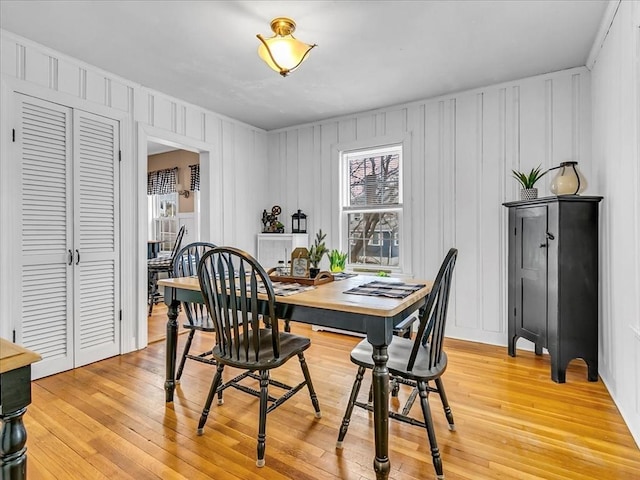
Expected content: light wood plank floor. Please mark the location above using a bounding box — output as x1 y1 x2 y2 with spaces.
147 303 186 344
26 323 640 479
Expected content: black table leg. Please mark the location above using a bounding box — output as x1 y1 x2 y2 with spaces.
0 365 32 480
164 295 179 402
0 408 28 479
371 345 390 479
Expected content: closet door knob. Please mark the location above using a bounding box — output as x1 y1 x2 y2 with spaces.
75 249 80 265
68 249 73 265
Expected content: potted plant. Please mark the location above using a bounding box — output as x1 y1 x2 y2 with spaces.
308 229 328 278
328 249 348 273
512 165 547 200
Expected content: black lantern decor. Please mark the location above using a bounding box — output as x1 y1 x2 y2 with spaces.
291 209 307 233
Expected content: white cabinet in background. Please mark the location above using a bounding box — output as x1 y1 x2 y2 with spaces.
256 234 309 271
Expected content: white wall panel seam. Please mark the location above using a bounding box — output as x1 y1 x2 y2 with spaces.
79 68 86 100
16 43 25 80
572 74 581 163
477 93 484 331
545 79 554 169
48 56 57 91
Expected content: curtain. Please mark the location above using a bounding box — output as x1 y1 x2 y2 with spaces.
147 168 177 195
189 164 200 191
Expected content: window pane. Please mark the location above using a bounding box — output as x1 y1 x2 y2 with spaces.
347 212 399 267
348 154 400 207
151 192 178 251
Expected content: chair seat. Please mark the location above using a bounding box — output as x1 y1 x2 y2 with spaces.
183 315 215 332
213 329 311 370
148 256 173 271
350 336 447 381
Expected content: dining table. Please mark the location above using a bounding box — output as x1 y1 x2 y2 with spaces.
158 273 433 480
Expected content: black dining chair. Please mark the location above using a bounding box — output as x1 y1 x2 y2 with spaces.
196 246 322 467
172 241 217 381
148 225 186 315
336 248 458 480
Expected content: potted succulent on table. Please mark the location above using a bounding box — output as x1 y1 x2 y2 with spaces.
512 165 547 200
328 249 348 273
308 230 328 278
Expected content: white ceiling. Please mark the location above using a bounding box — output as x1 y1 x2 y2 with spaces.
0 0 608 131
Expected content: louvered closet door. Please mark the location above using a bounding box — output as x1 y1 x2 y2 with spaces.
72 110 120 367
16 94 74 378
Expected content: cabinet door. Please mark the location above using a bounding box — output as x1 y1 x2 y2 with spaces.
514 206 548 346
11 95 120 377
14 94 74 378
72 110 120 367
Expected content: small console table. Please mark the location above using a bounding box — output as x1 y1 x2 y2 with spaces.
1 339 41 479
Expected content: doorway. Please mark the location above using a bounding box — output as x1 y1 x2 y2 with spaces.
137 124 213 348
146 142 201 342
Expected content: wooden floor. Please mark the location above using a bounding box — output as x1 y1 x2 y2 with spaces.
147 303 184 344
25 321 640 479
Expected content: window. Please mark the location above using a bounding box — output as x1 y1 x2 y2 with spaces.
149 193 179 252
147 167 180 252
340 144 403 271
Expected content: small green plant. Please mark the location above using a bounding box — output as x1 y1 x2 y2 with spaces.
328 249 348 272
308 229 328 268
512 165 547 189
377 271 390 277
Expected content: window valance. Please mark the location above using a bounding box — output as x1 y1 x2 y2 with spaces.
189 164 200 191
147 168 177 195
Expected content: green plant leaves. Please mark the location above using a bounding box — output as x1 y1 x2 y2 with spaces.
512 165 546 189
309 229 328 267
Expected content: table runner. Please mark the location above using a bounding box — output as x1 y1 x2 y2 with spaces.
259 282 316 296
344 280 426 299
332 272 358 281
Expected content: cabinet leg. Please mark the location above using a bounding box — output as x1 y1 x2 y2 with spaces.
550 356 567 383
534 344 543 356
586 359 598 382
508 335 518 357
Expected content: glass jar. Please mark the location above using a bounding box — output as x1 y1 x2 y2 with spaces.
549 161 588 195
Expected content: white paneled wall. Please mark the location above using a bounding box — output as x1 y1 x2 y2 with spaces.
0 30 268 352
267 66 591 346
590 0 640 447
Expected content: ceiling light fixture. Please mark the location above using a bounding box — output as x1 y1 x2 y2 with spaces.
257 17 316 77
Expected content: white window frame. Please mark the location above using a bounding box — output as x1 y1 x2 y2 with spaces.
339 142 406 274
148 192 179 252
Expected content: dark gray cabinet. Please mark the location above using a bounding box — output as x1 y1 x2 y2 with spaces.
503 196 602 383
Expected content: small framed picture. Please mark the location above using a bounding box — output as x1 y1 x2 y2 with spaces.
290 247 310 277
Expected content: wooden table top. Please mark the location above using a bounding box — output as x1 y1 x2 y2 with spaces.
159 275 433 318
0 338 41 374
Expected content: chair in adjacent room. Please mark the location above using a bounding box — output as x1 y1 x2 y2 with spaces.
336 248 458 480
148 224 186 315
172 241 217 381
196 246 321 467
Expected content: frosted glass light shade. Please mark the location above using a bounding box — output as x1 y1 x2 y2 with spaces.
257 17 316 77
549 161 588 195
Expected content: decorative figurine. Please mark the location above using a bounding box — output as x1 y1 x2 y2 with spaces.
261 205 284 233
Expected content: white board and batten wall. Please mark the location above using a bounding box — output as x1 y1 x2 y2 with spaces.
266 66 592 348
0 29 268 377
589 0 640 449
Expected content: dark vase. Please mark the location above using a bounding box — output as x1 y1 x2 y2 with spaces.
309 267 320 279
